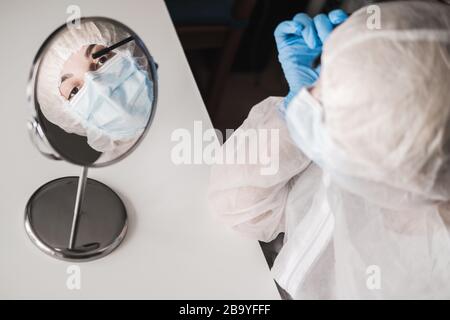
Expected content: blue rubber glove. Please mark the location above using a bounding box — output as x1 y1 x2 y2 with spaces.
274 9 348 107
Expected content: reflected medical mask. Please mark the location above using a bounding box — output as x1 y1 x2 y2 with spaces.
67 51 153 140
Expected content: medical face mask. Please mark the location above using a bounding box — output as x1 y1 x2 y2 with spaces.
67 51 154 141
285 88 330 168
285 87 356 176
285 87 370 176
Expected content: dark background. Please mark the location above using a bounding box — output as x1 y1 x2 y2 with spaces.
164 0 381 136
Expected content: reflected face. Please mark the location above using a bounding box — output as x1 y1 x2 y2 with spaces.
59 44 116 101
32 18 158 167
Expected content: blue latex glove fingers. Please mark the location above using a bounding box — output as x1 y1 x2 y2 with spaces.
275 10 348 108
328 9 348 25
313 14 334 44
314 10 349 44
274 13 324 108
312 10 348 73
292 13 321 49
274 20 302 50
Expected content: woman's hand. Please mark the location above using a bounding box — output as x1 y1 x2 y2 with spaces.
274 9 348 107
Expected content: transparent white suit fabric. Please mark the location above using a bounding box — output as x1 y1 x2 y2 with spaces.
210 96 450 299
36 20 149 155
208 96 338 298
285 91 450 299
208 97 311 242
284 1 450 298
209 0 450 299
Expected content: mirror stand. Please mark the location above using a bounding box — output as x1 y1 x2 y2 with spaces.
69 166 88 250
25 167 128 262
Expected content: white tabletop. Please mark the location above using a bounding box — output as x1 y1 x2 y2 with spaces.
0 0 279 299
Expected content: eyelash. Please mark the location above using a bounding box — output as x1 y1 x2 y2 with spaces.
96 55 109 69
68 87 79 100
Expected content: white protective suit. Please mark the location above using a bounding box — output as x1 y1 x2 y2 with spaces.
208 1 450 299
37 20 150 160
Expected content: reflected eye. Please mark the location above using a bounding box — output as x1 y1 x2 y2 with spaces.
68 87 79 100
96 55 109 69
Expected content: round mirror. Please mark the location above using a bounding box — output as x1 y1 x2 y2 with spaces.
25 17 158 262
28 17 158 167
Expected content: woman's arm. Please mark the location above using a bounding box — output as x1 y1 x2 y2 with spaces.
208 97 311 242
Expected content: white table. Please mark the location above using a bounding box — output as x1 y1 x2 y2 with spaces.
0 0 280 299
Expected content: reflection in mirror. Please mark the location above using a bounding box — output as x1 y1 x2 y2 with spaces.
34 18 157 166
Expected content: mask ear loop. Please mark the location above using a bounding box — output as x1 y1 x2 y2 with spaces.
91 36 134 59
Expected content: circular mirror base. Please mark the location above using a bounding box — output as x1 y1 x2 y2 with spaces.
25 177 127 262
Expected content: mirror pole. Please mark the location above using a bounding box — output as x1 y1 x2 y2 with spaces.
68 166 89 250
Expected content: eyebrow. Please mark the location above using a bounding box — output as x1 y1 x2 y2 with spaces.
59 45 96 85
60 73 74 84
85 44 96 58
